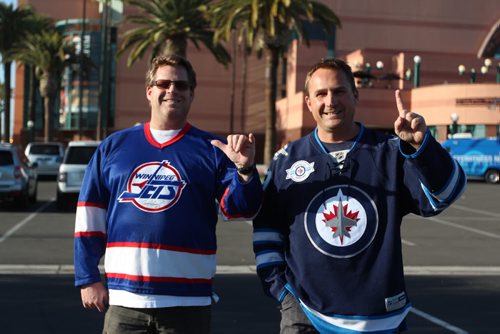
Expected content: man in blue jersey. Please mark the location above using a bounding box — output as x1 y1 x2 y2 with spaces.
74 54 263 333
253 58 466 333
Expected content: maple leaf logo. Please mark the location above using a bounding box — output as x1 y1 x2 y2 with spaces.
322 198 360 245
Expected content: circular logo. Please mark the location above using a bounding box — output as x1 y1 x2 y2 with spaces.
304 185 378 258
286 160 315 182
118 160 186 212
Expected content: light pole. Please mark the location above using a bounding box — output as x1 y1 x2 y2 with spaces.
450 113 459 138
413 55 421 88
479 58 500 84
497 63 500 84
362 62 373 87
404 68 412 81
27 120 34 143
458 65 477 83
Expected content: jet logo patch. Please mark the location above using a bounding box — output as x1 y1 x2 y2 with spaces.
118 160 186 212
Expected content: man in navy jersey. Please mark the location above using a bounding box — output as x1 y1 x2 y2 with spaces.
75 55 262 333
253 58 466 333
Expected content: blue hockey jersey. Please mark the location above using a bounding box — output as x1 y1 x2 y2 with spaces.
253 125 466 333
74 123 262 302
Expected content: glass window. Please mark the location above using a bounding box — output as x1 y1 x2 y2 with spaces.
64 146 97 165
30 144 61 155
0 151 14 166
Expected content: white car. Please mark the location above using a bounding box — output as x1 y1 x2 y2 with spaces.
56 141 100 209
25 142 65 177
0 143 38 208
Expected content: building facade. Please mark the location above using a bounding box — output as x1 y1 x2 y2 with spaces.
12 0 500 162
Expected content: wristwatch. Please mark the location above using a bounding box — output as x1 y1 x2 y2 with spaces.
237 164 256 175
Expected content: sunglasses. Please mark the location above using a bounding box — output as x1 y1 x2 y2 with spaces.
152 79 191 91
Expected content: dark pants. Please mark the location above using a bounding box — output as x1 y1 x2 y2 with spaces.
103 305 212 334
280 294 318 334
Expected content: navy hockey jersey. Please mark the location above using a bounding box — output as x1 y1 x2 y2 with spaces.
253 125 466 333
74 123 262 302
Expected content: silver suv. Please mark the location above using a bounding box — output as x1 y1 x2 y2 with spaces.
25 142 65 177
0 143 38 208
57 141 100 209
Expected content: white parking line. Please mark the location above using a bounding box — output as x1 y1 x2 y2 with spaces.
451 203 500 218
402 239 416 246
427 216 500 239
410 307 469 333
0 200 54 244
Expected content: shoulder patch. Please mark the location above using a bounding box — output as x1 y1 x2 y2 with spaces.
286 160 315 182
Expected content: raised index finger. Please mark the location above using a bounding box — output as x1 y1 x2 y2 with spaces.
395 89 406 118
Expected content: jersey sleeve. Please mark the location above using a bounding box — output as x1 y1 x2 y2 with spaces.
399 130 466 216
74 145 109 287
252 162 289 302
215 148 263 220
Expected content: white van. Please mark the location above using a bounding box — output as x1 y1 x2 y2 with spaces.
57 141 100 209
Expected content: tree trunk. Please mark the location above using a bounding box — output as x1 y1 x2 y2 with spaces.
43 96 50 143
3 61 12 142
229 30 236 133
163 37 187 58
240 41 248 133
39 72 57 143
28 66 38 143
263 47 279 165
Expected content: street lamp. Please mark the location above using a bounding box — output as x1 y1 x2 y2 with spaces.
413 55 421 88
450 113 459 138
352 62 376 88
497 62 500 84
458 65 477 83
27 120 34 143
478 58 500 84
404 68 412 81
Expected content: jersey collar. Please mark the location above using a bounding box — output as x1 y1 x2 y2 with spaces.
144 122 192 148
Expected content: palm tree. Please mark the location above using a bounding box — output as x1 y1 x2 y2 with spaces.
13 30 81 142
209 0 341 164
24 15 54 141
0 3 36 142
119 0 230 67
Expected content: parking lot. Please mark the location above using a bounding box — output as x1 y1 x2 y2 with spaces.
0 180 499 333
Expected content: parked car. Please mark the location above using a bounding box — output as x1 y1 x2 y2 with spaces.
0 143 38 208
57 141 100 209
25 142 65 177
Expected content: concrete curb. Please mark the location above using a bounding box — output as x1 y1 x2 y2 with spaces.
1 265 500 276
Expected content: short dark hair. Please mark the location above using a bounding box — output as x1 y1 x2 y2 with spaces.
146 54 197 89
304 58 358 99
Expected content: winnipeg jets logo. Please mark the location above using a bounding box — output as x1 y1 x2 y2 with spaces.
323 195 360 245
118 160 186 212
286 160 315 182
304 186 378 258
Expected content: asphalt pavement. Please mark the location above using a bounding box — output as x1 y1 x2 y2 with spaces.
0 180 499 333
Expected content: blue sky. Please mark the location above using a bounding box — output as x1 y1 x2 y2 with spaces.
0 0 16 6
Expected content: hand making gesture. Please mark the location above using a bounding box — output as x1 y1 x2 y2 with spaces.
211 133 256 179
394 90 427 150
